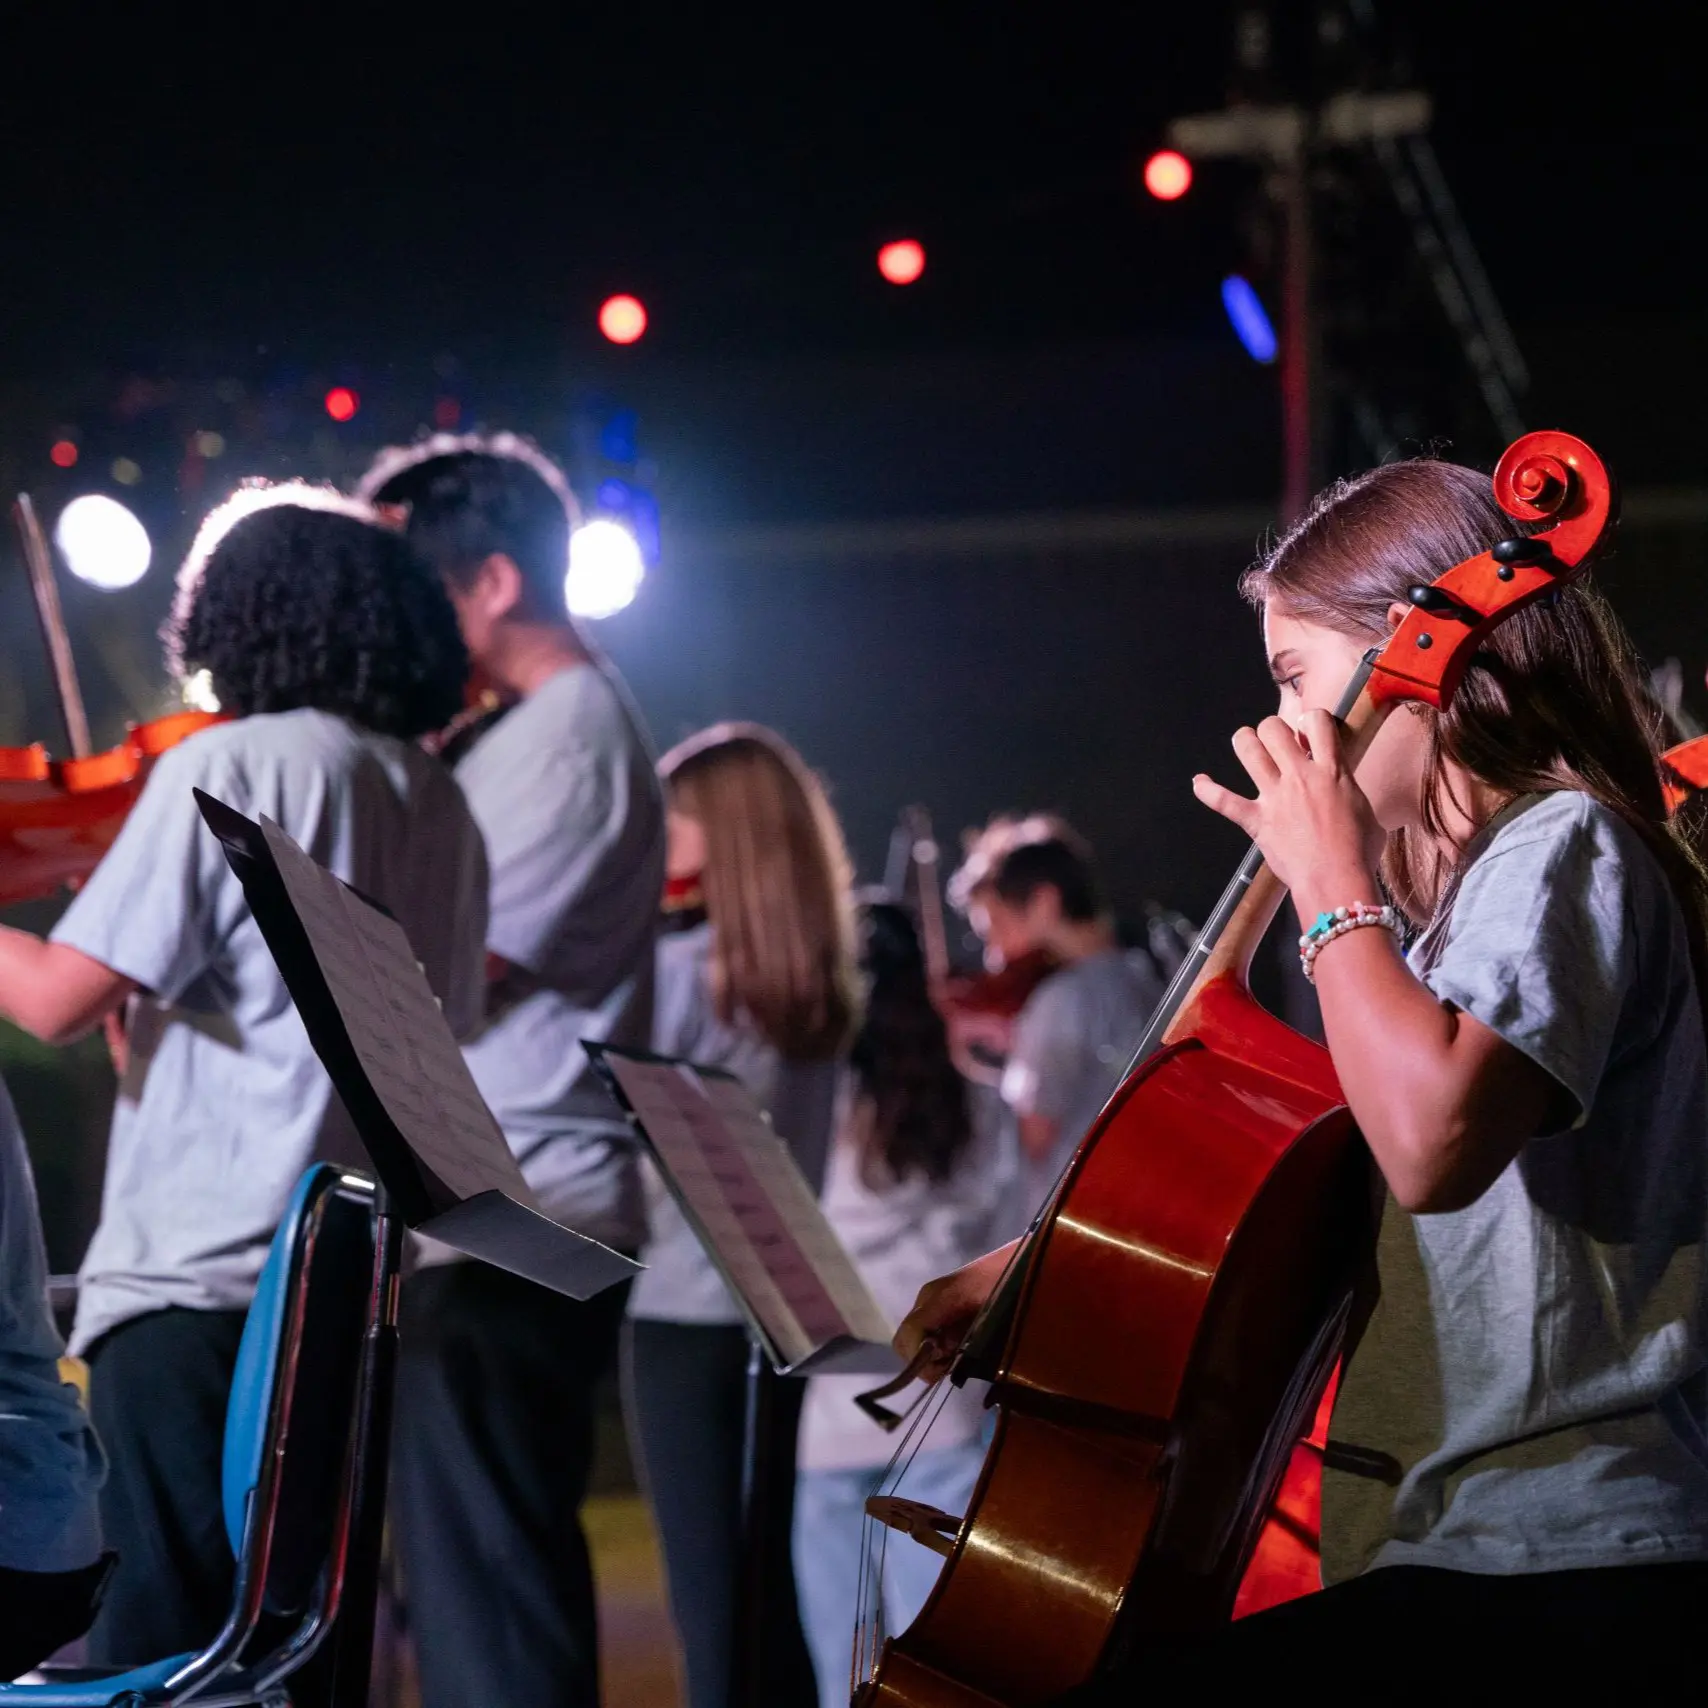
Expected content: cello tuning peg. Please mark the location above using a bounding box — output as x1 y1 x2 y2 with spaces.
1406 584 1477 622
1491 536 1558 567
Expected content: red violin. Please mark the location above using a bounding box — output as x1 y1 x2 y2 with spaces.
1 494 228 909
855 432 1620 1705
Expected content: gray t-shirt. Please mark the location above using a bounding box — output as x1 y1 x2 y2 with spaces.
0 1080 104 1572
53 711 487 1357
1000 947 1162 1214
1323 791 1708 1581
454 665 664 1251
627 919 840 1324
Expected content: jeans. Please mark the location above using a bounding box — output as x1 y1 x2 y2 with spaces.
792 1441 987 1708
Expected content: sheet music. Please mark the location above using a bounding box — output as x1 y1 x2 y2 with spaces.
601 1052 893 1368
260 815 538 1211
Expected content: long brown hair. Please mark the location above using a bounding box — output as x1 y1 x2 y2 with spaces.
849 903 973 1185
1241 458 1708 989
661 723 859 1060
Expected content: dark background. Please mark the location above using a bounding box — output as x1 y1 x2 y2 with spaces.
2 2 1703 1261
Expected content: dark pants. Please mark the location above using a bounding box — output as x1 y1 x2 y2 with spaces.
1053 1559 1708 1698
622 1318 816 1708
84 1307 246 1666
0 1555 115 1679
83 1306 335 1703
390 1262 628 1708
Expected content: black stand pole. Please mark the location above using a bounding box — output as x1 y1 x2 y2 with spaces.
327 1185 404 1708
730 1331 779 1706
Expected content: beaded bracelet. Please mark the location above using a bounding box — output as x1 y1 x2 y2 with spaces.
1298 902 1403 984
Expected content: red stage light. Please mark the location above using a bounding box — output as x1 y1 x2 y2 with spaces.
1143 150 1193 201
433 396 461 429
599 295 648 345
877 239 926 286
324 386 360 422
49 439 79 468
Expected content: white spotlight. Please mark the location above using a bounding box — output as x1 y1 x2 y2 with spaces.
566 519 644 619
54 495 152 591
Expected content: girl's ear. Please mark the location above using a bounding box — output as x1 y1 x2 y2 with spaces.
1386 600 1410 635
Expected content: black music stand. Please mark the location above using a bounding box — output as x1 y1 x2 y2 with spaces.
197 792 639 1708
586 1042 898 1705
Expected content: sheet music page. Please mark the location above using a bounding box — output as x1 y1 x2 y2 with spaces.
602 1053 892 1366
261 815 538 1210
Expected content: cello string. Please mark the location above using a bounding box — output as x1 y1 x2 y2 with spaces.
949 653 1380 1378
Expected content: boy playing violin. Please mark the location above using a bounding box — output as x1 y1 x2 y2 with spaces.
357 435 664 1708
900 458 1708 1683
950 816 1161 1216
0 486 487 1670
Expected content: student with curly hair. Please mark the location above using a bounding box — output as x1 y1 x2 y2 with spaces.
0 484 488 1671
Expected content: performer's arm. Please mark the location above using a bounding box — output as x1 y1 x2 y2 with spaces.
1194 710 1561 1213
0 926 135 1046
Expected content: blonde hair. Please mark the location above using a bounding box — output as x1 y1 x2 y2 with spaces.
661 723 859 1060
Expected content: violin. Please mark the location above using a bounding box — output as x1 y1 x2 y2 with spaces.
0 494 225 908
890 805 1060 1078
1663 733 1708 811
853 432 1618 1705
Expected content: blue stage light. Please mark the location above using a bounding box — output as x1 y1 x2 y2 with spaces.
1221 275 1278 364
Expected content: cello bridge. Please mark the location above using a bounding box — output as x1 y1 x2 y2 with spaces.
865 1495 962 1559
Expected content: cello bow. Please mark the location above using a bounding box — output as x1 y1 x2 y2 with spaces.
13 494 94 760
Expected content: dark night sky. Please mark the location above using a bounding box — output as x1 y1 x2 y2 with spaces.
0 4 1697 370
1 1 1704 937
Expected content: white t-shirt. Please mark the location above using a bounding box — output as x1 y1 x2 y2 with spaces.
797 1089 1019 1472
53 711 487 1355
0 1079 104 1572
451 664 664 1251
628 919 840 1323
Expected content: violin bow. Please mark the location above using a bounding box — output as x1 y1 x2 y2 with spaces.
12 494 94 760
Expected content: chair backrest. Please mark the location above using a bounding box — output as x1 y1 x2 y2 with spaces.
221 1165 375 1618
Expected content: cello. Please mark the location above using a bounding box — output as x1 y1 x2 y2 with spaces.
853 431 1618 1706
1 494 225 907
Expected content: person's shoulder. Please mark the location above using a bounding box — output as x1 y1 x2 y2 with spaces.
657 917 713 975
1479 791 1655 877
460 666 653 786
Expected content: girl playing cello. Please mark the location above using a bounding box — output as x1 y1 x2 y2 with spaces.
898 456 1708 1684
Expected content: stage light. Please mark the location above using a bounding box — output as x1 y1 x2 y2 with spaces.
111 458 142 486
877 239 926 286
53 495 152 591
1221 275 1278 364
192 430 226 458
324 386 360 422
1143 150 1192 201
433 396 461 429
566 519 644 618
50 439 79 468
599 295 648 345
181 668 221 713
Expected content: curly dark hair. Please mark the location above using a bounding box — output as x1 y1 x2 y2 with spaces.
169 504 468 738
360 445 573 617
850 902 973 1186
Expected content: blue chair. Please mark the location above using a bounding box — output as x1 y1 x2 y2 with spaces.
2 1165 378 1707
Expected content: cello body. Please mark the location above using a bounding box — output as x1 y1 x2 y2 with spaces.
860 967 1369 1707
